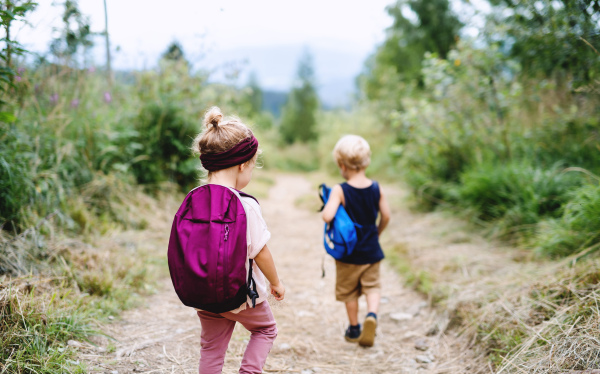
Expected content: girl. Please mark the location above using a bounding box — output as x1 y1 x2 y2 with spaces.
192 106 285 374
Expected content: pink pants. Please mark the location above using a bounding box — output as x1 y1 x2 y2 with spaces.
196 301 277 374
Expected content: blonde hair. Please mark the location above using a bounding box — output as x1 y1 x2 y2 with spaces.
192 106 253 156
192 107 261 179
333 135 371 170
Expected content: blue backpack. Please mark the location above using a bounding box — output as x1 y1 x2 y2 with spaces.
319 183 361 260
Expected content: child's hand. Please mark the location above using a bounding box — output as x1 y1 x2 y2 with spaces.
270 281 285 301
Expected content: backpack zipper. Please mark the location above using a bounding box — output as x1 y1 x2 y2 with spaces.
223 224 230 303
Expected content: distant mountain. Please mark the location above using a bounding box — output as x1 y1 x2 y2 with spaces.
262 90 288 117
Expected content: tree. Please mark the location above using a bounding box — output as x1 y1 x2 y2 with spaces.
361 0 463 100
162 41 186 62
280 51 319 143
0 0 36 118
487 0 600 86
49 0 93 64
246 72 263 116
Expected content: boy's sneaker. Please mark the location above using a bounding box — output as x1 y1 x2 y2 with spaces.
344 324 361 342
359 313 377 347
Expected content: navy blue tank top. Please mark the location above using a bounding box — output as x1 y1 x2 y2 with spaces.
339 181 384 265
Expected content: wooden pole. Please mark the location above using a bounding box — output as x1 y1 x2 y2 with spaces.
103 0 112 86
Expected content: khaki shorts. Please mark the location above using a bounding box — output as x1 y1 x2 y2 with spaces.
335 260 381 302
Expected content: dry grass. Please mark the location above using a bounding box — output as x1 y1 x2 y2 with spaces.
0 184 177 372
385 196 600 373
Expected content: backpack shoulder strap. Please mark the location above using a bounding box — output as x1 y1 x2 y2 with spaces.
227 187 259 308
237 190 259 204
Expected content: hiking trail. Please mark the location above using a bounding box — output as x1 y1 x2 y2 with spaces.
79 174 481 373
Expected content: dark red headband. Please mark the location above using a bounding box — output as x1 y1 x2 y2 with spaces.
200 135 259 172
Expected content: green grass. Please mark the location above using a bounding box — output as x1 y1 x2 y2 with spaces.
0 284 99 372
534 183 600 257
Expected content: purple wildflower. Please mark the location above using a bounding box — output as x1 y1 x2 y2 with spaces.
103 91 112 104
50 93 59 105
17 67 25 74
15 76 22 82
88 66 96 73
70 99 80 108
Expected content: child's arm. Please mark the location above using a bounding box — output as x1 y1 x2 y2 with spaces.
321 185 344 223
254 244 285 300
378 189 391 236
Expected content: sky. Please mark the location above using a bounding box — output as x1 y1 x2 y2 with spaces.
16 1 396 106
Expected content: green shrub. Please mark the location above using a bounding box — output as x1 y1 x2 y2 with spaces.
453 162 581 226
535 183 600 257
131 102 199 189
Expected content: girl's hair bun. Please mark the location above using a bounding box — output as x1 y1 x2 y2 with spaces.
204 106 223 129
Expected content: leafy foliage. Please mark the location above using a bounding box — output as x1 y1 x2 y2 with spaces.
487 0 600 86
131 102 198 188
361 2 600 253
360 0 462 102
0 0 36 111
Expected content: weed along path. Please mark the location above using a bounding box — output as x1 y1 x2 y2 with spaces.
79 174 480 373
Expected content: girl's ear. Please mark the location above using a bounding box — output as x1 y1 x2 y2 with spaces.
239 163 246 172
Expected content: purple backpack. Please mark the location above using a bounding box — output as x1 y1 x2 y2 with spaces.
167 184 258 313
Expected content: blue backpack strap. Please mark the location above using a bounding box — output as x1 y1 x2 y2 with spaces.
318 183 330 212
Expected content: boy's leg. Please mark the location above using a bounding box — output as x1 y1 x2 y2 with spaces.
345 299 359 326
223 302 277 374
366 292 380 315
336 261 364 342
360 261 382 314
335 261 362 311
343 298 362 342
358 261 382 347
196 310 236 374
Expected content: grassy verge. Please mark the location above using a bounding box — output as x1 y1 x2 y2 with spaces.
385 205 600 372
0 188 173 373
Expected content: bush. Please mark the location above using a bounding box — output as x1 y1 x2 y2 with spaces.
131 102 199 189
535 183 600 257
453 162 582 228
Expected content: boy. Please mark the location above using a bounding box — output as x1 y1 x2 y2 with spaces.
321 135 391 347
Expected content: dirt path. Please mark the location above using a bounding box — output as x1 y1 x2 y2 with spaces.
80 174 479 373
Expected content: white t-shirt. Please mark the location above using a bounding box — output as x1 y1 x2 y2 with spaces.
229 195 271 314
